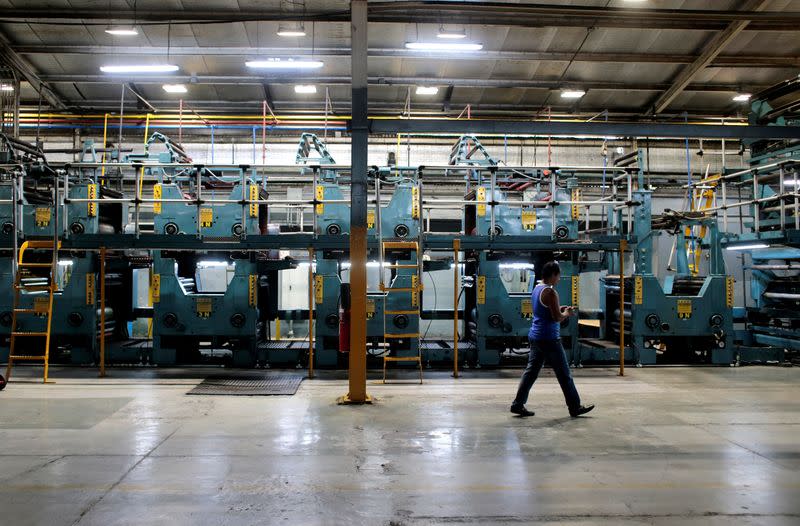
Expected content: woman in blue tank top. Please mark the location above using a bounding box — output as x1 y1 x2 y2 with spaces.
510 261 594 418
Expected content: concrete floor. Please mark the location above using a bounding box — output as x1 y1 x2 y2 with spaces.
0 366 799 526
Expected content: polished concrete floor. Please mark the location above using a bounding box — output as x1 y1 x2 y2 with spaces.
0 365 798 525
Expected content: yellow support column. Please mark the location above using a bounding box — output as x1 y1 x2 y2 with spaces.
452 239 460 379
619 239 626 377
307 248 315 380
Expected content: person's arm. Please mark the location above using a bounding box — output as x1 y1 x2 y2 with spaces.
541 287 574 322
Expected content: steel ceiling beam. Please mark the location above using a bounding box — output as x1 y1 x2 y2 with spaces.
1 4 798 31
0 31 65 109
37 74 765 93
368 118 800 140
651 0 770 114
55 98 746 118
13 45 800 68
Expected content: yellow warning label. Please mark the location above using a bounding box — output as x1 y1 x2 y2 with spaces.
248 275 257 307
522 210 537 230
366 298 375 319
571 275 579 308
151 273 160 303
35 207 51 227
521 299 532 318
199 207 214 228
677 299 692 319
33 296 49 314
87 184 97 217
153 184 162 215
411 186 420 219
477 275 486 305
411 275 419 307
315 185 324 215
249 184 259 218
477 187 486 217
196 298 212 317
314 275 324 304
634 276 643 305
571 188 581 220
86 273 95 305
726 276 735 308
367 209 375 229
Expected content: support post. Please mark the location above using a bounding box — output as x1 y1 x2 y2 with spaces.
619 238 626 377
308 247 315 379
452 238 460 379
99 246 106 378
339 0 371 404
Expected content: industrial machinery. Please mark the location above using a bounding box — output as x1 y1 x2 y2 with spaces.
0 136 126 365
588 160 736 365
453 136 581 366
727 78 800 359
132 132 270 366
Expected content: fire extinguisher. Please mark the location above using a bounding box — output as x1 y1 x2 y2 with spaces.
338 283 351 353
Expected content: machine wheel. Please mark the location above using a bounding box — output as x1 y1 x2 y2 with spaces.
709 314 724 327
488 313 504 329
67 312 84 327
231 223 244 237
393 314 409 329
488 225 503 236
2 222 14 235
325 313 340 328
163 312 178 328
394 224 409 238
0 374 5 391
230 313 246 328
69 222 85 235
645 314 660 329
555 225 570 239
164 222 179 235
326 223 341 235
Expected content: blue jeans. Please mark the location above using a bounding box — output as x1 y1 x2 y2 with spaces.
512 339 581 412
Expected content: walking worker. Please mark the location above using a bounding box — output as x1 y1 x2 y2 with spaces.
510 261 594 418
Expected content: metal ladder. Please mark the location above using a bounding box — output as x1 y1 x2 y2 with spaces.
5 240 59 384
380 240 423 384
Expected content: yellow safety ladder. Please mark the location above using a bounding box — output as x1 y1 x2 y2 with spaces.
686 174 720 275
380 240 423 384
5 240 60 384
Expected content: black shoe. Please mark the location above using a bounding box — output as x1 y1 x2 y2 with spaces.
570 404 595 417
510 405 535 417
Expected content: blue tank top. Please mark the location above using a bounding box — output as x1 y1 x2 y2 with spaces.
529 283 560 340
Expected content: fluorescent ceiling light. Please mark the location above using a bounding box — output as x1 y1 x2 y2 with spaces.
561 89 586 99
245 59 324 69
100 64 179 73
437 26 467 39
415 86 439 95
405 42 483 52
162 83 187 93
783 179 799 186
277 22 306 37
733 93 751 102
294 84 317 94
105 27 138 36
0 84 13 92
725 243 769 251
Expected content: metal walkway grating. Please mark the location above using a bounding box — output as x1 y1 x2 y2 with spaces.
187 373 305 396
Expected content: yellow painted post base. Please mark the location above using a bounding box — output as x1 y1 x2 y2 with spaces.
336 393 374 405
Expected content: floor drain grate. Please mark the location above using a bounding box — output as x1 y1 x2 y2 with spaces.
187 374 305 396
